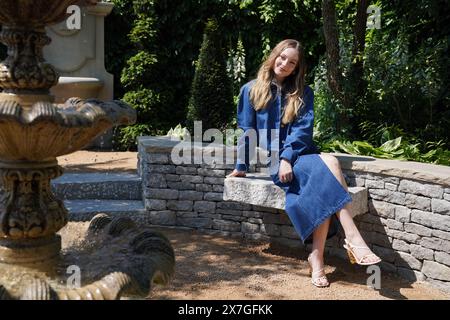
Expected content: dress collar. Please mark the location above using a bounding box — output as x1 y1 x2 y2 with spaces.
270 79 284 95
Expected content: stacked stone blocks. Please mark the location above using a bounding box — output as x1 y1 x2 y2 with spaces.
138 137 450 291
344 171 450 290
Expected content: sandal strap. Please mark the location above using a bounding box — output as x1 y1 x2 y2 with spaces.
311 268 325 277
308 255 329 286
349 244 371 250
344 239 381 264
344 239 371 250
360 253 379 262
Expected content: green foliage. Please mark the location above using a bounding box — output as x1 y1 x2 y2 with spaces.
106 0 324 146
227 36 246 95
365 1 449 146
314 0 449 153
313 58 347 140
122 88 160 115
186 18 235 135
121 52 158 89
105 0 449 165
113 124 154 151
359 121 406 146
362 31 449 144
111 0 161 150
318 120 450 165
320 137 450 166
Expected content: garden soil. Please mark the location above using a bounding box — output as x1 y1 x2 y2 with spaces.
57 150 449 300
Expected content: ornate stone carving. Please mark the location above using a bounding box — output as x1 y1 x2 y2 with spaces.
0 166 66 239
0 28 58 93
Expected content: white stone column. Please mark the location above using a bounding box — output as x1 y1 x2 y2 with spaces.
44 1 116 148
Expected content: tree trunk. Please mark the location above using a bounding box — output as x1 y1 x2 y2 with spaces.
350 0 370 98
322 0 346 131
322 0 371 133
322 0 342 101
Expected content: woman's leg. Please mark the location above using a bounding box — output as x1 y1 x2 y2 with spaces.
309 217 330 286
310 217 330 265
319 154 380 264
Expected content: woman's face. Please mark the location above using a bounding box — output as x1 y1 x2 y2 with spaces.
273 47 299 82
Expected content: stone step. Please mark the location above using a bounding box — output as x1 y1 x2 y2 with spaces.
224 173 368 217
52 173 142 200
65 199 146 222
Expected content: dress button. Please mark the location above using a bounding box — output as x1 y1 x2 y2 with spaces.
281 140 285 144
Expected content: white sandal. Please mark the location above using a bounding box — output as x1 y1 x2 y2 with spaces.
343 239 382 265
307 254 329 288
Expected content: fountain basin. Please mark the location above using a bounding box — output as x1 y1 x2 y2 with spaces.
51 77 104 104
0 97 135 161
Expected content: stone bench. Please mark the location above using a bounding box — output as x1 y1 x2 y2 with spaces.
223 173 368 217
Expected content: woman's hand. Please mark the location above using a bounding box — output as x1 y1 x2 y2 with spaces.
278 159 293 183
227 169 246 178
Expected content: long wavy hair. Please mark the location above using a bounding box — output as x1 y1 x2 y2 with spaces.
250 39 306 124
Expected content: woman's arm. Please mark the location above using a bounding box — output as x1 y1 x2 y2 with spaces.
279 86 315 165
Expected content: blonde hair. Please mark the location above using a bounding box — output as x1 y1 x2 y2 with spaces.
250 39 306 124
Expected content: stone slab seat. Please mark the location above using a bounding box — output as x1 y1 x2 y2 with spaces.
224 173 368 217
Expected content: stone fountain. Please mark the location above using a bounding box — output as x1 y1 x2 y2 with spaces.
0 0 174 299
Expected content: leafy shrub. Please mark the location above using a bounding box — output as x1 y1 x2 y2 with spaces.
112 1 161 150
113 124 154 151
186 18 234 137
319 136 450 166
313 58 347 140
362 31 449 145
227 36 246 96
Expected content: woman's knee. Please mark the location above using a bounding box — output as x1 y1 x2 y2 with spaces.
319 154 341 171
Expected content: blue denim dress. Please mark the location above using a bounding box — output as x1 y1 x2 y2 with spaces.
235 81 352 243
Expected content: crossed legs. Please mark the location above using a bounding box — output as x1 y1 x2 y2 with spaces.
308 154 381 287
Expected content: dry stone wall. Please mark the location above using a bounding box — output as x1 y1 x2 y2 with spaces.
138 137 450 292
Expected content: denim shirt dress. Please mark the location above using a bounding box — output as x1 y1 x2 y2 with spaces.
235 80 352 243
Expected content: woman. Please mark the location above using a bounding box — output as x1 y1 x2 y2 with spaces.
229 39 381 288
